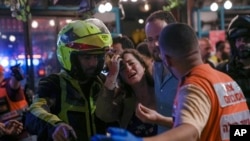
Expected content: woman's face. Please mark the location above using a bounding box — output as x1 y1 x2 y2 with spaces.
119 53 145 85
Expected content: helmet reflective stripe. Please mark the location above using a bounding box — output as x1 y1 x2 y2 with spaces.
66 43 103 50
58 72 99 138
74 34 112 49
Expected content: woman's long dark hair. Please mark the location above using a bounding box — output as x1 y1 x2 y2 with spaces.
116 49 154 98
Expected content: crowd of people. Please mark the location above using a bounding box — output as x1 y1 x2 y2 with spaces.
92 14 250 141
1 9 250 141
0 64 31 141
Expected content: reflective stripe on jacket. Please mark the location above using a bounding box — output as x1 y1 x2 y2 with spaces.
57 71 104 140
177 64 250 141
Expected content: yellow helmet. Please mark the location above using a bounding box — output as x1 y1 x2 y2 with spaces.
57 18 112 71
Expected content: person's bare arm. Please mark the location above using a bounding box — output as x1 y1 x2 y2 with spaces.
154 113 173 127
9 76 21 89
9 64 23 89
144 84 210 141
104 54 122 90
144 123 199 141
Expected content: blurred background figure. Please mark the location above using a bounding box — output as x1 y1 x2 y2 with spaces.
104 35 135 74
136 42 153 75
112 35 135 55
198 37 214 67
209 40 231 67
131 28 146 45
216 15 250 109
0 64 30 141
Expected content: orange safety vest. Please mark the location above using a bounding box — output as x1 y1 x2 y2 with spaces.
0 80 27 113
174 64 250 141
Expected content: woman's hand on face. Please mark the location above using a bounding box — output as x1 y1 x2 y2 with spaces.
104 53 123 90
108 54 122 76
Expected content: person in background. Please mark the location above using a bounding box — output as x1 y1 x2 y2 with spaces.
141 10 179 133
91 22 250 141
0 64 28 141
209 40 231 67
96 49 157 137
104 35 135 74
136 42 154 75
198 37 214 67
24 18 114 141
216 15 250 109
131 28 146 45
112 35 135 55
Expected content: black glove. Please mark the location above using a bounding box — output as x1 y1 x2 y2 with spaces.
10 64 24 81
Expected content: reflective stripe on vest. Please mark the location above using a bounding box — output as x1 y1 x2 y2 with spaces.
175 64 250 141
57 72 102 139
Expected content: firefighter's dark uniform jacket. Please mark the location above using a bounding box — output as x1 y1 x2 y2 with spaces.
25 70 114 141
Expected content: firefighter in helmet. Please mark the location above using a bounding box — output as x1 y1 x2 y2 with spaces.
25 18 113 141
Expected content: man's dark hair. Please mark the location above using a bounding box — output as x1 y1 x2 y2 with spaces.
112 35 135 49
146 10 177 24
136 42 152 58
159 23 198 57
215 40 227 52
